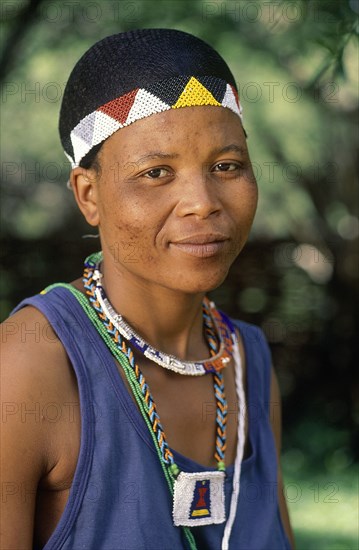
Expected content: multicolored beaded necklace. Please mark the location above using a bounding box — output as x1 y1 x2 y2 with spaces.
44 252 246 549
93 266 234 376
83 252 228 467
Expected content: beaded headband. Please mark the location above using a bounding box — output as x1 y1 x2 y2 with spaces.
67 76 242 167
59 29 243 168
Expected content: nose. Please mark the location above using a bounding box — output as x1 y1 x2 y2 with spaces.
174 171 221 219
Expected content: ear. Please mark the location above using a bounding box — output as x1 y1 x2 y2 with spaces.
70 167 100 227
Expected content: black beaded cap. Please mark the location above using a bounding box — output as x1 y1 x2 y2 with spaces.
59 29 238 161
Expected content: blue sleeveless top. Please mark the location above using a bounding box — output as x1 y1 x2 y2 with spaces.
13 287 291 550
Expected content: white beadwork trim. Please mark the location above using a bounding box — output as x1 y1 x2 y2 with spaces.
93 277 231 377
222 83 242 118
221 333 246 550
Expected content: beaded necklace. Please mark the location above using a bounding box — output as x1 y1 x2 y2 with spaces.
42 252 246 549
92 265 233 376
83 254 228 474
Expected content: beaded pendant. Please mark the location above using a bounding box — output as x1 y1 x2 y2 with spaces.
173 470 226 527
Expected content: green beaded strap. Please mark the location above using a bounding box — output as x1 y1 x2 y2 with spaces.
41 282 197 550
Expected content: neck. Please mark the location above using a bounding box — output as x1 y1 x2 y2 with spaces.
100 255 209 361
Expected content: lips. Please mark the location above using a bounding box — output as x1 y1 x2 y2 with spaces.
169 234 229 258
173 234 228 245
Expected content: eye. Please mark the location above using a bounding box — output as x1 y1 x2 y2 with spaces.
213 162 241 172
143 167 171 179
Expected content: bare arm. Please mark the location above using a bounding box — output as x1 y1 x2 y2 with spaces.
270 367 296 549
0 307 74 548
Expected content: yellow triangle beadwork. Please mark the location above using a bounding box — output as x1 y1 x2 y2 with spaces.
173 77 221 109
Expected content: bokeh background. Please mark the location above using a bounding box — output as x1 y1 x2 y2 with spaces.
1 0 358 547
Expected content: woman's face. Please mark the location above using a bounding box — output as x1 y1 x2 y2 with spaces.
82 105 258 294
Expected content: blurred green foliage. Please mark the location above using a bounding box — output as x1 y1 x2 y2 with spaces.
1 1 358 546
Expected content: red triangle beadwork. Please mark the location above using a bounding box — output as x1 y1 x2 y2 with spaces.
98 88 139 124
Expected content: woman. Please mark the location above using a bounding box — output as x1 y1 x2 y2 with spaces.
1 29 294 549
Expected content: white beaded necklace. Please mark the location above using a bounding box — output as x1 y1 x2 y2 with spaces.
92 266 232 376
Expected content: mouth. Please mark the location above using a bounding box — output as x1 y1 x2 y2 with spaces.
169 234 229 258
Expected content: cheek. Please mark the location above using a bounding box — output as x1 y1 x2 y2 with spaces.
242 170 258 214
246 184 259 221
102 179 173 248
101 199 163 266
230 180 258 243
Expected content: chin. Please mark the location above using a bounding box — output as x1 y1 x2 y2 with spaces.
173 266 230 294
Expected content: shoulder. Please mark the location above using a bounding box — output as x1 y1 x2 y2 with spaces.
1 304 74 388
1 305 78 466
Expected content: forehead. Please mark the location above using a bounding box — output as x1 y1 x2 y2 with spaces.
100 106 246 161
